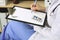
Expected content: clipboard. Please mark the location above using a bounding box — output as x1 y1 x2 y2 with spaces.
6 6 46 27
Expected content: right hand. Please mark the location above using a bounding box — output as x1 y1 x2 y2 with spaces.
30 3 46 12
31 3 41 11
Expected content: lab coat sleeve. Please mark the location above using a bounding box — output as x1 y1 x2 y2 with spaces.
51 5 60 37
43 5 60 37
33 5 60 37
48 5 60 40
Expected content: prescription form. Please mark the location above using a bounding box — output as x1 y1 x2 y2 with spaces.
7 7 46 26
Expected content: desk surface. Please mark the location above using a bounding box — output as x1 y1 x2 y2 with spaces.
0 1 45 8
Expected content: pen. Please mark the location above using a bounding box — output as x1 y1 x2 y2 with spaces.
32 0 37 7
31 0 37 13
34 0 37 5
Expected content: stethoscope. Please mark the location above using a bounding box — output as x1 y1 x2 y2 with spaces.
50 4 60 16
46 0 60 16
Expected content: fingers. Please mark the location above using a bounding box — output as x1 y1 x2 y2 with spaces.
31 3 37 11
30 3 46 12
31 3 41 11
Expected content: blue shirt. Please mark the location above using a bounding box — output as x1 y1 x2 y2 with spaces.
1 20 35 40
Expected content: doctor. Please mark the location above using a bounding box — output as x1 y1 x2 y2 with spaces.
29 0 60 40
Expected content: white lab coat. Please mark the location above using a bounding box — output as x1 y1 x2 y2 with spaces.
29 0 60 40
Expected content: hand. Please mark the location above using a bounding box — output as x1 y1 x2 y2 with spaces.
31 3 40 11
31 3 46 12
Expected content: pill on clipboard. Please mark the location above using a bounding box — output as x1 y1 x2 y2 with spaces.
32 15 42 22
